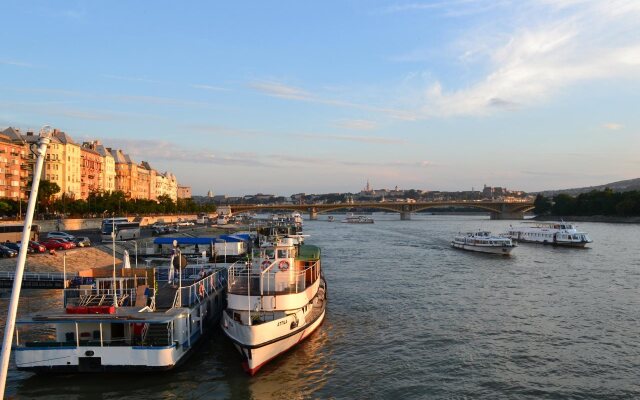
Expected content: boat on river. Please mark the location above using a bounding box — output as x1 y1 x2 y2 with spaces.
504 222 593 247
451 231 516 255
341 214 374 224
14 262 227 373
221 233 326 375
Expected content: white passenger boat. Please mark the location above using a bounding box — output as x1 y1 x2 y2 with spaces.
504 222 593 247
222 235 326 375
341 214 374 224
451 231 516 255
14 263 227 373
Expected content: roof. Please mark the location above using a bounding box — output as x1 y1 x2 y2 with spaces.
153 234 250 245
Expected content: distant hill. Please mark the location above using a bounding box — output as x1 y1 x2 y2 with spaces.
537 178 640 197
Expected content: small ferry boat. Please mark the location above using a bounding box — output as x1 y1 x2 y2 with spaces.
327 216 334 222
271 212 304 229
504 222 593 247
221 233 326 375
451 231 516 255
341 214 374 224
14 263 227 373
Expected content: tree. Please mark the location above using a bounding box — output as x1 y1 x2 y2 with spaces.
552 194 576 215
37 180 60 211
533 194 552 215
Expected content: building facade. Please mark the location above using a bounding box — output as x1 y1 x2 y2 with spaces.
1 126 183 203
177 185 192 199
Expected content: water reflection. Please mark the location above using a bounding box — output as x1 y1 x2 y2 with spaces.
244 324 333 400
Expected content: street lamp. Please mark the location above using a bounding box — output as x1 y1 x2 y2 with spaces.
0 125 52 397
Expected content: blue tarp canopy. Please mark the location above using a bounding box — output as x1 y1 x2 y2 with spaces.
153 237 217 245
219 234 252 242
153 234 251 245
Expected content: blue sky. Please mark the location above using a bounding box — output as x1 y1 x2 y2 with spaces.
2 0 639 196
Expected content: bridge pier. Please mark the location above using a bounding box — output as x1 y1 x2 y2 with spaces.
490 211 525 220
309 209 318 220
400 212 411 220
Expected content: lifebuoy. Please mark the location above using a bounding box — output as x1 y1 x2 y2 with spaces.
278 260 290 271
261 260 271 271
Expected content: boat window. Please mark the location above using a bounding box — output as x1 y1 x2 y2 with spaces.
265 249 275 258
277 249 288 259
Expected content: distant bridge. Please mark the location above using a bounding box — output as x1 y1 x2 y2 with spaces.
229 200 535 220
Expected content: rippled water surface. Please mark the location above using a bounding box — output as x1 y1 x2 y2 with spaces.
2 215 640 399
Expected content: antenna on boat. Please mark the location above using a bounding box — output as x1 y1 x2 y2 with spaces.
0 126 53 398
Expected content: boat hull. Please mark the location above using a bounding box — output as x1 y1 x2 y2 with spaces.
512 238 590 248
223 280 327 375
237 308 325 375
451 241 515 255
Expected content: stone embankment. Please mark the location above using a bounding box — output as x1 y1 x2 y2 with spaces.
28 214 217 232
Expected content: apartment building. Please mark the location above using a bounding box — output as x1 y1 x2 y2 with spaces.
177 185 192 199
0 131 28 200
1 126 183 203
80 145 103 198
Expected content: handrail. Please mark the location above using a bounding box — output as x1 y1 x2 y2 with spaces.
0 271 70 281
64 288 138 308
227 259 320 296
174 269 226 308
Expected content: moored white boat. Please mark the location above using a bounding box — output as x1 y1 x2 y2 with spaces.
504 222 593 247
451 231 516 255
341 213 374 224
221 233 325 375
14 263 227 373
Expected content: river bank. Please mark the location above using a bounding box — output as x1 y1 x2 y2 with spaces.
533 215 640 223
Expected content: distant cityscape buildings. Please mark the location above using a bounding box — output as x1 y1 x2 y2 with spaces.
192 180 530 206
1 126 190 202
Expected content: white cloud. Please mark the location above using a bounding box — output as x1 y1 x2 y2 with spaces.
249 80 418 121
334 119 378 131
417 0 640 117
0 59 33 68
603 123 623 131
190 84 230 92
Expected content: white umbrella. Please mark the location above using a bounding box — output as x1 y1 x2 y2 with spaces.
123 249 131 269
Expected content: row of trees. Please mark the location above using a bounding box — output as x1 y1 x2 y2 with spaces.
1 180 216 219
534 189 640 216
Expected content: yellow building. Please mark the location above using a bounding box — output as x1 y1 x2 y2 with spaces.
52 130 82 199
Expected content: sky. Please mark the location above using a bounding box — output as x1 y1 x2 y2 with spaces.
1 0 639 196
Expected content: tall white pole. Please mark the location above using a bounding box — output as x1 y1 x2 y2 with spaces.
0 126 52 398
112 215 118 307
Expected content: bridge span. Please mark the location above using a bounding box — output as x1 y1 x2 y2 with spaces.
229 200 534 221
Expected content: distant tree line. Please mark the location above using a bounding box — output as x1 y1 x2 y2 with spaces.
534 189 640 216
0 180 216 219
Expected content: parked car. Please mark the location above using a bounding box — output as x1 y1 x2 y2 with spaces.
46 231 76 241
0 245 18 257
39 238 74 251
3 242 33 254
25 241 47 253
152 225 178 236
73 237 91 247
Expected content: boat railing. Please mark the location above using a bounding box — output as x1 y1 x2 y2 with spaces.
174 268 227 308
15 321 172 348
227 259 321 296
64 288 138 308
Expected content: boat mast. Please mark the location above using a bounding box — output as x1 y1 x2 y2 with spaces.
0 126 53 398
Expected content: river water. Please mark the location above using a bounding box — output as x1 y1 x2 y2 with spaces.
2 214 640 399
